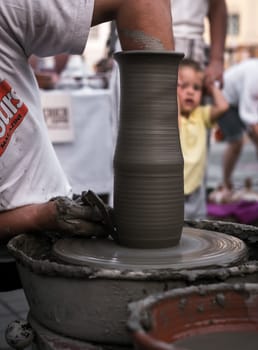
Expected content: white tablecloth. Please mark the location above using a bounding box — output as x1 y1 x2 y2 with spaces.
41 88 114 198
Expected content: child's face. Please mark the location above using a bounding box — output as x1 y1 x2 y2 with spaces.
177 66 203 116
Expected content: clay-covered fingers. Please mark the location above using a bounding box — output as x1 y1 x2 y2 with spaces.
56 218 108 238
54 196 102 222
51 196 109 238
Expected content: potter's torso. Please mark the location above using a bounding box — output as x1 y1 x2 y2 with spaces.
0 0 94 210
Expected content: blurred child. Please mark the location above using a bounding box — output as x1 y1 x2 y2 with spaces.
177 59 229 220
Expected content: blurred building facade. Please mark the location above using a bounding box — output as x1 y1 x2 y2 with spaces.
204 0 258 67
226 0 258 65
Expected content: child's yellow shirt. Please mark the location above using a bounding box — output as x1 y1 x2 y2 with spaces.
179 105 212 195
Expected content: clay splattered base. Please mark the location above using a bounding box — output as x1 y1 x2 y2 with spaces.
53 227 247 270
174 331 258 350
28 314 132 350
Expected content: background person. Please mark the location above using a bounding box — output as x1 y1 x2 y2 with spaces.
177 59 229 219
209 58 258 202
171 0 228 207
0 0 174 241
171 0 227 88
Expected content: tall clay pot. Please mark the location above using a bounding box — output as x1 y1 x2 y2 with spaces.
113 51 184 249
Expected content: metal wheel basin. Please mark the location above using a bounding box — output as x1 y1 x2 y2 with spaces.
7 220 258 345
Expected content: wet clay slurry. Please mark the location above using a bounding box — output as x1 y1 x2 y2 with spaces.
128 283 258 350
174 331 258 350
113 51 184 248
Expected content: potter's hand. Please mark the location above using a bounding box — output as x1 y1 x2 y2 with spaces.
204 59 224 90
52 195 109 238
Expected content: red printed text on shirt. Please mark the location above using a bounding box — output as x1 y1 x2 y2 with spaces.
0 80 28 156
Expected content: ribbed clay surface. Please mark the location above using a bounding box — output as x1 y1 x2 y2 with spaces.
113 51 184 248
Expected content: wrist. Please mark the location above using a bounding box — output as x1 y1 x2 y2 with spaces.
34 201 58 232
209 56 224 64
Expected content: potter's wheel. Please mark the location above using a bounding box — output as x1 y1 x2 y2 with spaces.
53 227 247 270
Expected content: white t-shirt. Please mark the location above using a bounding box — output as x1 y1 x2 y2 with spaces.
223 59 258 125
170 0 209 64
171 0 209 39
0 0 94 211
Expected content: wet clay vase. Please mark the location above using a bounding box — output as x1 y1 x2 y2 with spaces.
128 283 258 350
113 51 184 249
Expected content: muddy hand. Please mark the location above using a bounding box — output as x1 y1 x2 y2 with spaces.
52 196 108 238
81 190 118 242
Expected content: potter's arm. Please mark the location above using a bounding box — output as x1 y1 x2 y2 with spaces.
0 202 56 240
92 0 174 50
0 195 108 241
